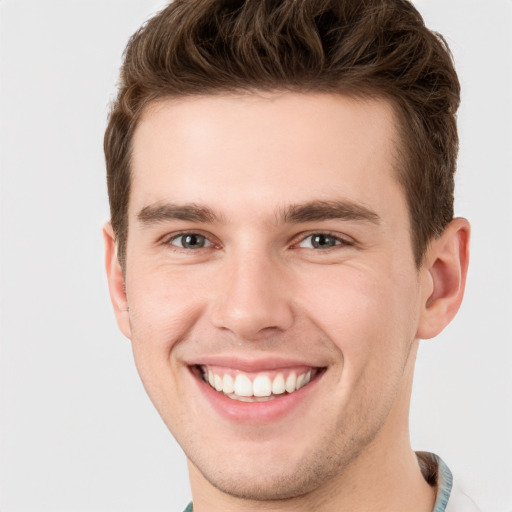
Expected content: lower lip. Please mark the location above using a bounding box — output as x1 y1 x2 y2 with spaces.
191 367 324 424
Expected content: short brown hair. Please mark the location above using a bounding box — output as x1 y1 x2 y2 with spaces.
105 0 460 268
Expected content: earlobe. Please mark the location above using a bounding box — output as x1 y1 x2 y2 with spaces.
103 222 131 339
416 218 470 340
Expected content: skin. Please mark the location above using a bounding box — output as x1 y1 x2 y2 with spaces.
104 92 470 511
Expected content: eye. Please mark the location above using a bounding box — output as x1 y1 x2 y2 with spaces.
297 233 351 249
167 233 212 249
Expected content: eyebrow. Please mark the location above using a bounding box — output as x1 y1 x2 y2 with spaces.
136 199 380 226
137 202 221 225
280 200 381 225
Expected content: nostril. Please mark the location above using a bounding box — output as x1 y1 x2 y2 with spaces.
210 306 294 340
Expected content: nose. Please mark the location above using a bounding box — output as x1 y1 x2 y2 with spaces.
210 250 294 340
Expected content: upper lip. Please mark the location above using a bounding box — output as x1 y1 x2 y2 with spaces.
185 355 324 373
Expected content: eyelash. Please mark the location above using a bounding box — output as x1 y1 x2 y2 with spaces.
163 231 354 252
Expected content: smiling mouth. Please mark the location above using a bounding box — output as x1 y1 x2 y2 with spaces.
194 364 323 402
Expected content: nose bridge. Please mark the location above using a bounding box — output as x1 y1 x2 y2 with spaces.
211 245 293 339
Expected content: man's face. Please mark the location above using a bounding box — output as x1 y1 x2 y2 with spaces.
116 93 430 500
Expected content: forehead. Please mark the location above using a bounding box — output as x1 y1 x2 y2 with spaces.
129 92 405 222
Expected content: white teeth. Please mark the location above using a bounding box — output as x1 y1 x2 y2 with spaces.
234 373 253 397
222 373 234 394
231 395 255 402
253 375 272 397
272 373 286 394
202 367 316 399
285 373 296 393
214 373 223 392
228 394 275 402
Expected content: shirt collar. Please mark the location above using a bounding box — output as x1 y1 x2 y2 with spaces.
417 451 453 512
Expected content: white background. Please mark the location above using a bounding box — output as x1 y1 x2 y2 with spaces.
1 1 511 511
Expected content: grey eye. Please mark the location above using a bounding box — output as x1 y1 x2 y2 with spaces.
311 234 338 248
299 234 341 249
170 233 210 249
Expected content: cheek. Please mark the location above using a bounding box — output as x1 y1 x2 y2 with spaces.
125 263 207 351
123 265 207 424
294 263 420 370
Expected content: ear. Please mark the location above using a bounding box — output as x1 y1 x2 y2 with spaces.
103 222 131 339
416 218 470 340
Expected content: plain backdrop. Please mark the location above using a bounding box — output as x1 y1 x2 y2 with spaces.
1 1 511 511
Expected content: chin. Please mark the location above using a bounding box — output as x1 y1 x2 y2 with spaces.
186 432 365 502
195 459 323 501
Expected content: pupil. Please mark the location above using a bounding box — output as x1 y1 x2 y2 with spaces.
183 234 204 248
312 234 335 248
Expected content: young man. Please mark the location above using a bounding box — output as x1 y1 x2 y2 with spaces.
103 1 477 510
